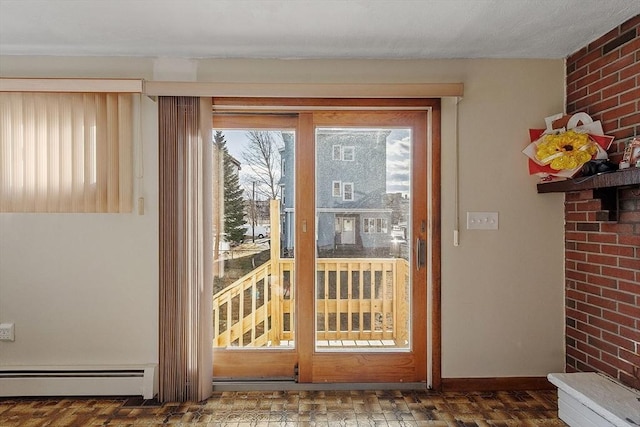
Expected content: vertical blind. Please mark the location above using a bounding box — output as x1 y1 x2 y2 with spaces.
158 96 213 402
0 92 133 212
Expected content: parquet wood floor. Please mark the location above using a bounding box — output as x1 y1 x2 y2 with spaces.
0 389 566 426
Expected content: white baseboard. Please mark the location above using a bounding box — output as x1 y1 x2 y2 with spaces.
0 365 157 399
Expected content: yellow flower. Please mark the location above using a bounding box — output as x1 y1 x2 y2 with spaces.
535 130 597 170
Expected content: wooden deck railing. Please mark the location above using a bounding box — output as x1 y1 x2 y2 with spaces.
315 258 409 342
212 256 409 348
212 200 410 348
212 261 273 347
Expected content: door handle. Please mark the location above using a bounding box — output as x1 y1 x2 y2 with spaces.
416 238 426 270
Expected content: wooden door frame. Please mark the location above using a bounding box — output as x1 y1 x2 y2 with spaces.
211 98 442 389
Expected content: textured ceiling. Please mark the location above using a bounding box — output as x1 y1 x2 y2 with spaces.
0 0 639 59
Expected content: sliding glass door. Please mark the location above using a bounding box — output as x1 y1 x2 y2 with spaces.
211 106 433 385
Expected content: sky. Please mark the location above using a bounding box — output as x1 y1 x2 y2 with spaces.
221 130 255 164
385 129 411 195
215 128 411 198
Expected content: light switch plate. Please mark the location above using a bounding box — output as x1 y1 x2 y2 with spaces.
0 323 15 341
467 212 499 230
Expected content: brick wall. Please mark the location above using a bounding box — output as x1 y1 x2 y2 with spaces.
564 15 640 389
567 14 639 161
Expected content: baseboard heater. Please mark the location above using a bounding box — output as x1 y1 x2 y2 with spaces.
0 365 157 399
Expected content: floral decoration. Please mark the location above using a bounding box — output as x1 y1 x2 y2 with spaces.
535 130 597 170
523 112 614 180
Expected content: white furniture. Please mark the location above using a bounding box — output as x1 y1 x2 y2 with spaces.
548 372 640 427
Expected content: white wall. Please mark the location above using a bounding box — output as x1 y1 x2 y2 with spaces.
0 57 565 379
0 85 159 368
439 62 566 377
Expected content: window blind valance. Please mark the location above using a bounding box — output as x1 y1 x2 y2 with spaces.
144 81 463 98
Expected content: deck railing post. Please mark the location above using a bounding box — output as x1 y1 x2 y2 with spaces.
268 200 282 346
395 259 409 343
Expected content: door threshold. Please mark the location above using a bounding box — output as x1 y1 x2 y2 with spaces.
212 381 428 392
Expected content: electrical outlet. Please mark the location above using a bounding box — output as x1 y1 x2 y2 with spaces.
0 323 15 341
467 212 499 230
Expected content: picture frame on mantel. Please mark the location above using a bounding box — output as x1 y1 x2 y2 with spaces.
624 138 640 167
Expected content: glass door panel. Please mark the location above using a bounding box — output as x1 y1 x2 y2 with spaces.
212 129 295 350
314 127 411 352
211 114 299 380
304 110 428 384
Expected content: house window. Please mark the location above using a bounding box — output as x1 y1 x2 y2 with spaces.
332 145 354 161
281 158 286 176
332 145 342 160
342 182 354 201
342 146 355 161
332 181 342 197
363 218 388 233
0 92 134 213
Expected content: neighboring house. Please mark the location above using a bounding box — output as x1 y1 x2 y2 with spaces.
213 150 242 267
280 129 394 256
227 154 241 175
279 133 295 256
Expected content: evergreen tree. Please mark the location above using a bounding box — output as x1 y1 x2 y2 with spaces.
214 131 246 244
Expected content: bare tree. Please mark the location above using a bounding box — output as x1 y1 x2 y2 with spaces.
241 131 282 200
